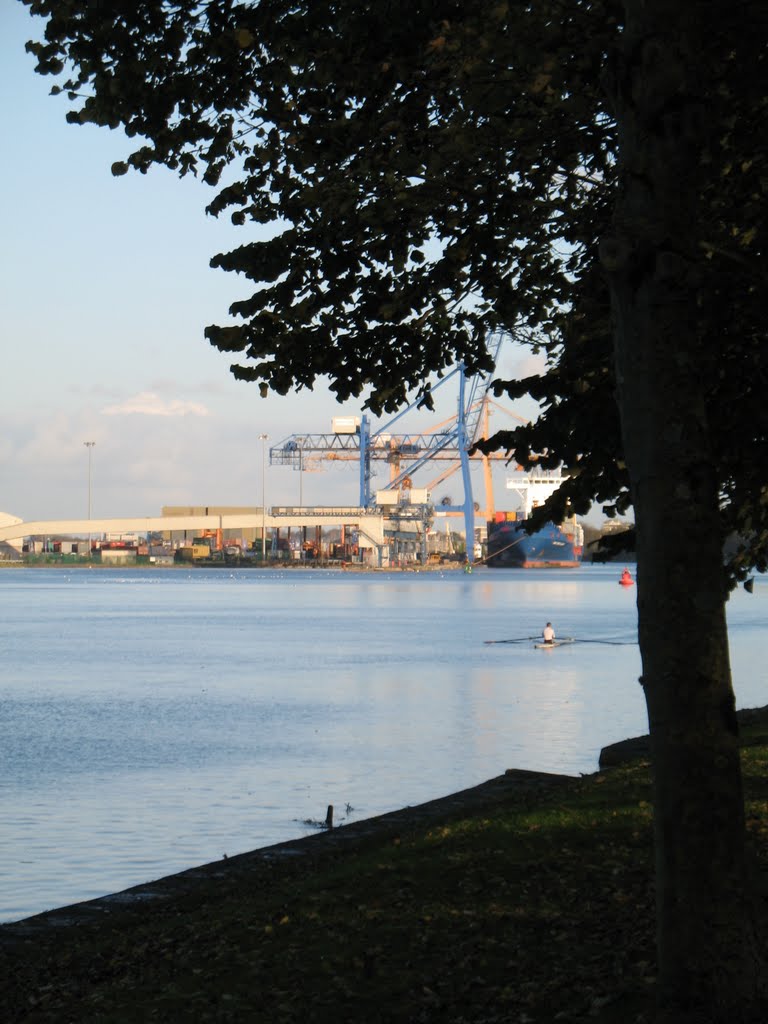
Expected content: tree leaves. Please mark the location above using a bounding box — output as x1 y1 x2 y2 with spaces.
21 0 768 579
21 1 615 409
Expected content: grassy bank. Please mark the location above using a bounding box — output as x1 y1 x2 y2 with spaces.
3 713 768 1024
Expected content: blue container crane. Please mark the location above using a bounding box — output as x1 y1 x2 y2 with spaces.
271 330 509 554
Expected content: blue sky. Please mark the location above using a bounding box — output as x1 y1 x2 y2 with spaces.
1 2 551 523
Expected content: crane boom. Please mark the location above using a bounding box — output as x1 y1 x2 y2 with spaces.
269 331 526 555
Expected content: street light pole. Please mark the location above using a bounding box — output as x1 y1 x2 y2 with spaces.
84 441 95 560
259 433 269 562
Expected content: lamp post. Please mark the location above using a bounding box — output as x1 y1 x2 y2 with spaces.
84 441 95 560
259 433 269 562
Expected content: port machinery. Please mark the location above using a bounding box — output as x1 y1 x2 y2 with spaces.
269 330 521 552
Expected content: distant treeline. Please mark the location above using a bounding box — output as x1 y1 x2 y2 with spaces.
582 522 635 562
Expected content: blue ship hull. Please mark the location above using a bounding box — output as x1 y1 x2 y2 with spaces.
486 520 581 568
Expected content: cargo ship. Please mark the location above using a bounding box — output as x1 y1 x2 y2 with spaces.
486 468 583 568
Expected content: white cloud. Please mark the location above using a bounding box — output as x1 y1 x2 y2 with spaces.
100 392 210 418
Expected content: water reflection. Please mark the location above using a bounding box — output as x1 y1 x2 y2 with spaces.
0 565 763 922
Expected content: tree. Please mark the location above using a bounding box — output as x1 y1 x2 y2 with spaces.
22 1 768 1018
600 5 767 1018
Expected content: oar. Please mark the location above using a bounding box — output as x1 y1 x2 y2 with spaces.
485 635 638 647
570 637 638 646
484 635 539 645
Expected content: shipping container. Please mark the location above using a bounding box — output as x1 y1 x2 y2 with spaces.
332 416 360 434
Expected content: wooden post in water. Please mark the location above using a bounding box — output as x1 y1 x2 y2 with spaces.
325 804 334 829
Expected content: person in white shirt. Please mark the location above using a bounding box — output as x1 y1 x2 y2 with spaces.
542 622 555 644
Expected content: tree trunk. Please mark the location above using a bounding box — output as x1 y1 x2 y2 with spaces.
601 2 766 1019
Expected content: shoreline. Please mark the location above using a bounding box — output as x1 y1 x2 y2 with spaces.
2 704 764 945
0 768 576 941
0 560 469 572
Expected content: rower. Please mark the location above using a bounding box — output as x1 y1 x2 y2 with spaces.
542 622 555 644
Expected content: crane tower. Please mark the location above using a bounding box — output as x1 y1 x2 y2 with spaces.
270 330 513 552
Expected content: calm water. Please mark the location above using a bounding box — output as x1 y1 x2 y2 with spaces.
0 565 765 923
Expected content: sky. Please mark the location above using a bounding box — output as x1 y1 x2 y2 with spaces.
1 3 560 524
